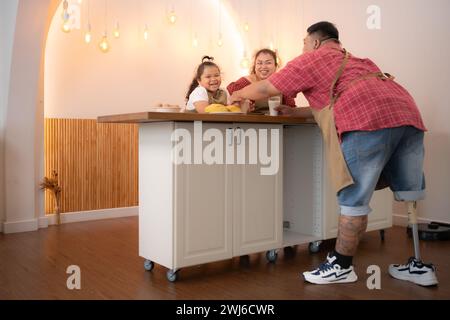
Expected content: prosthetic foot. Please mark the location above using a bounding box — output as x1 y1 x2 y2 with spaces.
388 201 438 286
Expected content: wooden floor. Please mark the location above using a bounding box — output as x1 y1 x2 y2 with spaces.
0 216 449 300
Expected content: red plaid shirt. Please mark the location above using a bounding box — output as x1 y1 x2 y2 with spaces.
228 77 297 108
269 44 426 135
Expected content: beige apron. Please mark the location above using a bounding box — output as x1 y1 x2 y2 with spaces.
207 89 228 105
312 49 393 194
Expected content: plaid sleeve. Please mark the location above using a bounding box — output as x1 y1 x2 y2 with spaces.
283 95 297 107
227 77 251 95
268 53 317 99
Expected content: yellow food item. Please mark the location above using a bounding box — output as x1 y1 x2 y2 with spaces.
227 105 242 113
205 104 229 113
205 104 242 113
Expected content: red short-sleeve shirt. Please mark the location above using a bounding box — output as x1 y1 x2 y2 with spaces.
268 45 426 135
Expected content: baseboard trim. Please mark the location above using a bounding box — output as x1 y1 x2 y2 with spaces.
46 206 138 225
393 214 450 227
1 207 138 233
3 218 39 234
38 216 49 228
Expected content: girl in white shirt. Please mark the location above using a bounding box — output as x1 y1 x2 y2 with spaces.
185 56 230 113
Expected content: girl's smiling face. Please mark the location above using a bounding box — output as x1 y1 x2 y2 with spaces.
198 66 222 92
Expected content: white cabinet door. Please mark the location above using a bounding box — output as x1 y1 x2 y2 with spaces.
232 124 283 256
173 122 284 266
174 122 234 268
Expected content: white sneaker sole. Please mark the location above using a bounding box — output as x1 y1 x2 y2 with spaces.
388 266 438 287
302 271 358 285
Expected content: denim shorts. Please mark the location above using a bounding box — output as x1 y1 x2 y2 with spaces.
337 126 426 216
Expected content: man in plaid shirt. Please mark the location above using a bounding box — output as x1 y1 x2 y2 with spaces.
231 22 437 286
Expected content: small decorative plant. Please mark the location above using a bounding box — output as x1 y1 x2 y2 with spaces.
40 170 62 225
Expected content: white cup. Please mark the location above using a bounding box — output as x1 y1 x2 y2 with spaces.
268 96 281 116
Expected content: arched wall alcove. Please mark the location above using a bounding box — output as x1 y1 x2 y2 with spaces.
2 0 306 233
42 0 248 218
3 0 61 233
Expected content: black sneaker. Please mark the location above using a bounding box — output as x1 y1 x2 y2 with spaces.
389 257 438 286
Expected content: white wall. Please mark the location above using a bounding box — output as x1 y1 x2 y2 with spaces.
0 0 19 229
3 0 52 233
45 0 247 118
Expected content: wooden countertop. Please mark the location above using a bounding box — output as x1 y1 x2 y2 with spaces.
97 112 316 125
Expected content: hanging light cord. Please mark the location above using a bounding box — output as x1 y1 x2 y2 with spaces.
87 0 90 25
218 0 222 35
104 0 108 33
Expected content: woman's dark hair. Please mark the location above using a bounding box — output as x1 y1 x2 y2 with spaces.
307 21 339 41
251 48 279 75
186 56 220 101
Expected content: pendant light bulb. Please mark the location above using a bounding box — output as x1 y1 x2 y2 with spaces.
61 22 71 33
84 24 92 43
113 22 120 38
217 34 223 47
84 0 91 43
61 0 70 33
269 41 275 51
244 22 249 32
99 32 110 53
240 52 249 70
143 24 149 41
192 34 199 48
168 9 177 24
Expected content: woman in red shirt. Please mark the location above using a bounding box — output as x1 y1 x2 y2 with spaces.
227 49 296 114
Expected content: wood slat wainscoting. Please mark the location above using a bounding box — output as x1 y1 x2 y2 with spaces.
44 119 139 214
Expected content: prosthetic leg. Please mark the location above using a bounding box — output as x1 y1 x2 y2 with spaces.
408 201 421 261
388 201 438 286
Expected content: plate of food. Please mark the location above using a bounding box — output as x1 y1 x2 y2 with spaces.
209 112 245 114
205 104 243 114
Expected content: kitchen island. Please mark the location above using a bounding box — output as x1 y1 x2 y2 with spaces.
98 112 392 282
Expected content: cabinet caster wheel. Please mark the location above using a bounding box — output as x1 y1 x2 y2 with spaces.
379 229 385 241
166 269 178 282
266 250 278 263
308 241 322 254
144 259 154 271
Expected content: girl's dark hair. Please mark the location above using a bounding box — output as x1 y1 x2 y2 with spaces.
251 48 279 75
186 56 220 101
